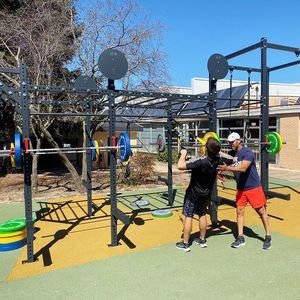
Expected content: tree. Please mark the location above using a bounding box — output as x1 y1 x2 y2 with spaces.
0 0 169 194
74 0 168 90
0 0 85 192
72 0 169 184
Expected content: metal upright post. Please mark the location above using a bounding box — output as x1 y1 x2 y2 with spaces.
167 98 173 206
84 99 92 216
260 38 269 193
20 63 34 263
108 80 118 246
208 77 218 225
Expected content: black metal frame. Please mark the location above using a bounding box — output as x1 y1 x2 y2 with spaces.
0 37 297 263
0 67 213 262
211 37 294 208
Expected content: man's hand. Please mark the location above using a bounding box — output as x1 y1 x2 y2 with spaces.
180 149 188 156
217 162 229 172
177 149 188 170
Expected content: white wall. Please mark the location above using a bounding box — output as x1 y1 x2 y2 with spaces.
191 78 300 98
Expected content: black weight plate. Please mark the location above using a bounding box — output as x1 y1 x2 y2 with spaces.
207 53 229 79
98 49 128 80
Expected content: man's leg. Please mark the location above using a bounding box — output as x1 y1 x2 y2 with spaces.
183 216 193 244
231 205 246 248
255 205 271 236
199 215 207 240
236 206 245 236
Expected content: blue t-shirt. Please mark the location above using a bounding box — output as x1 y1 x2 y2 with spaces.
229 147 261 191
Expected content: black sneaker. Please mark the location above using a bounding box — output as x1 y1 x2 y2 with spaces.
231 236 246 248
176 241 191 252
263 235 272 250
193 237 207 248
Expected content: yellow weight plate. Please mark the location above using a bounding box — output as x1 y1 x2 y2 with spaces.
0 234 27 244
0 229 26 238
10 142 15 168
273 131 283 152
93 140 100 156
195 137 205 145
204 132 221 143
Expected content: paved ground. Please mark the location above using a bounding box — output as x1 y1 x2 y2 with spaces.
0 173 299 299
269 166 300 183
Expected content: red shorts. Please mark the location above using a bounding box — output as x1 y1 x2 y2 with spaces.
236 186 266 209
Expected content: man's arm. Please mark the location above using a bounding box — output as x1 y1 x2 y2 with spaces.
219 151 234 159
218 160 251 173
177 149 188 170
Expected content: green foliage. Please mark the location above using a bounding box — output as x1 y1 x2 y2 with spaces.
118 152 156 185
157 148 179 163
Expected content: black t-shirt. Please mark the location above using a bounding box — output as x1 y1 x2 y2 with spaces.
185 156 233 201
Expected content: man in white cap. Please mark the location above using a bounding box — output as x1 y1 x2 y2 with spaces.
217 132 272 250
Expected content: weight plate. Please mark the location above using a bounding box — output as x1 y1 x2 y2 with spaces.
118 131 131 163
0 239 26 252
130 200 150 207
273 131 283 153
207 53 229 80
73 75 97 91
266 131 281 154
157 134 166 152
93 140 100 156
0 218 26 234
91 140 97 161
0 233 27 244
98 49 128 80
152 209 173 218
10 142 15 168
0 229 26 238
14 133 22 170
195 137 205 145
203 132 221 143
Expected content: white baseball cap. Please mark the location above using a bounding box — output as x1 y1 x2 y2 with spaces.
227 132 241 142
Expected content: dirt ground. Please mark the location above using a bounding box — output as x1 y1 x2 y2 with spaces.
0 161 190 204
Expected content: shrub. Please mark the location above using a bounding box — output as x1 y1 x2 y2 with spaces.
157 148 179 163
117 152 156 185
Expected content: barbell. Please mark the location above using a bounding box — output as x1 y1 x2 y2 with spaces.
156 131 284 155
0 131 138 170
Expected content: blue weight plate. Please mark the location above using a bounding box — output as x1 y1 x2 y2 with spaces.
91 140 97 161
118 131 131 163
0 238 26 252
14 133 22 170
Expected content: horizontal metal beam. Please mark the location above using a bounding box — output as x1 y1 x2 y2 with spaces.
28 84 211 101
266 43 300 53
268 59 300 72
0 67 20 74
229 65 261 73
225 42 262 60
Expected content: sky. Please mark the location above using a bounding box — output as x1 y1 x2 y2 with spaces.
138 0 300 87
77 0 300 87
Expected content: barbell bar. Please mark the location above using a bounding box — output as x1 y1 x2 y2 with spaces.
156 131 284 155
0 131 140 169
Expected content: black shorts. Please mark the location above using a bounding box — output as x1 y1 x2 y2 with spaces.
182 195 209 217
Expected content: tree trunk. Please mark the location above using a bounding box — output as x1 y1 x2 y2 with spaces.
31 138 42 194
39 123 85 193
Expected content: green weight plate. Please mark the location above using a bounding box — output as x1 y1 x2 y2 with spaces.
152 209 173 218
266 132 281 154
0 218 26 234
